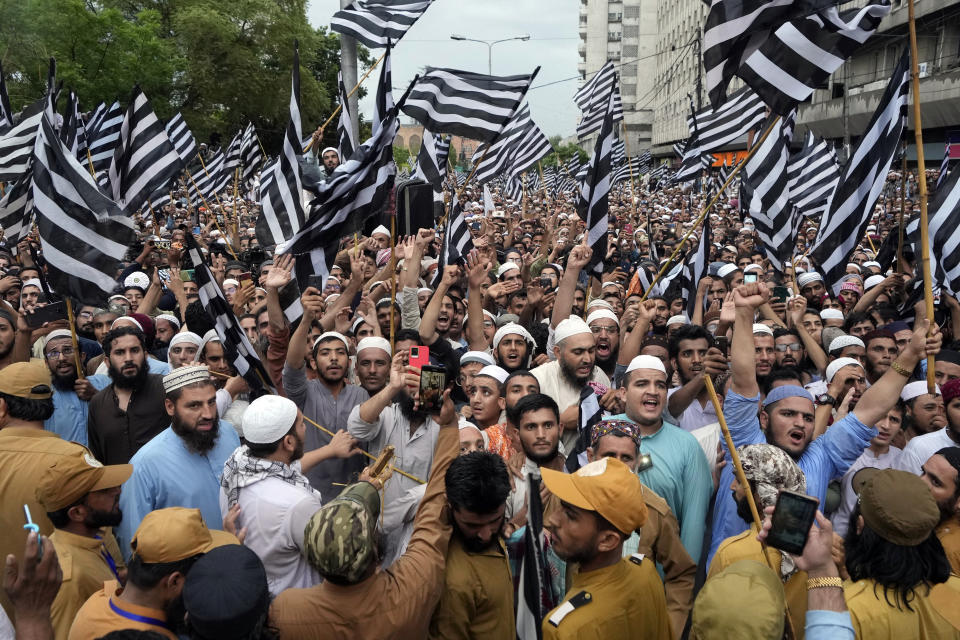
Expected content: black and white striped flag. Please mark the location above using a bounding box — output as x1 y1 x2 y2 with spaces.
189 151 229 202
576 91 616 277
106 87 182 214
688 86 767 155
336 70 358 161
60 91 88 158
565 386 603 473
515 472 553 640
741 111 796 271
738 2 891 116
574 61 624 140
0 100 43 182
0 173 33 248
87 101 123 182
811 49 910 291
915 167 960 296
31 116 136 304
612 139 626 166
0 62 12 133
612 157 638 186
183 234 276 393
256 43 306 250
433 193 474 287
413 129 445 190
672 141 685 159
656 216 712 317
331 0 436 48
401 67 538 143
703 0 839 109
472 103 552 185
938 140 952 191
787 130 839 219
165 112 198 164
372 45 395 138
435 134 451 172
240 122 263 185
222 130 243 174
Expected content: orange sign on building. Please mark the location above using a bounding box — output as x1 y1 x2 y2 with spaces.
710 150 748 167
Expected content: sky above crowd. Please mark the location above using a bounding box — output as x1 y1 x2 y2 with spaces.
307 0 581 138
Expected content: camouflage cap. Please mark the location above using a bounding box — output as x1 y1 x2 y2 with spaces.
303 482 380 584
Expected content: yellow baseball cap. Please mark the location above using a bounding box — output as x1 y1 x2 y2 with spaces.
541 457 647 535
0 361 52 399
131 508 238 563
35 449 132 511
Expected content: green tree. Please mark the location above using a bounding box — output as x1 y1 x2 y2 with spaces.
540 135 588 168
392 145 410 171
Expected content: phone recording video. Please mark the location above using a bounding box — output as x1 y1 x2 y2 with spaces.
766 490 820 556
418 364 446 412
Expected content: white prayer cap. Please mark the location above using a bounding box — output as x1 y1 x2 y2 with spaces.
586 309 620 327
313 331 349 351
820 308 844 320
372 225 390 238
797 272 824 288
666 315 690 327
586 299 614 312
493 323 534 350
862 261 881 269
111 316 143 331
162 364 211 394
477 364 509 384
743 263 764 274
828 334 864 353
417 287 432 294
320 146 339 157
846 262 861 272
222 278 240 290
170 331 203 348
864 275 885 290
357 337 391 357
43 329 73 347
156 313 181 329
826 357 864 383
242 395 299 444
901 380 940 402
123 272 150 290
460 351 495 367
496 262 520 278
717 263 738 278
21 278 42 290
555 316 592 344
626 354 667 375
752 323 774 336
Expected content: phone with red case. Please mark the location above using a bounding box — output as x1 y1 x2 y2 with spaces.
409 345 430 369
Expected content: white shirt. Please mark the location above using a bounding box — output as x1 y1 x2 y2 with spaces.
897 428 958 475
831 446 901 538
666 387 718 432
218 476 324 595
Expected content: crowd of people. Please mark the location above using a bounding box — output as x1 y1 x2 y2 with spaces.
1 146 959 640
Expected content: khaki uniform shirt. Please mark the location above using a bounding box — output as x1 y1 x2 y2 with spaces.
68 580 178 640
428 534 514 639
936 515 960 576
270 426 458 640
845 576 960 639
49 530 123 640
710 527 808 640
542 555 672 640
0 427 88 618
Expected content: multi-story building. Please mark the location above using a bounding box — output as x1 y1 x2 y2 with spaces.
577 0 658 153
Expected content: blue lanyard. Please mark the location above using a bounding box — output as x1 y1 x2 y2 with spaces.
108 598 170 629
94 535 121 582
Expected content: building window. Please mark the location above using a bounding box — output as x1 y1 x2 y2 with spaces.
624 25 639 38
623 45 638 57
625 6 639 18
623 83 636 96
608 32 622 41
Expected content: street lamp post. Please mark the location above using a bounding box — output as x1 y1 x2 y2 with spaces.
449 34 531 75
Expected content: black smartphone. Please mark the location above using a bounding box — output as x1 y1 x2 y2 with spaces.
418 364 446 412
766 490 820 555
25 301 67 328
743 273 758 284
540 275 552 288
772 286 790 303
714 336 729 356
305 274 324 292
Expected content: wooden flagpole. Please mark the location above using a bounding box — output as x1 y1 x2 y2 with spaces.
64 299 86 381
897 143 908 273
907 0 936 394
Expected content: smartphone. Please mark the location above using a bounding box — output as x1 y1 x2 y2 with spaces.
193 226 202 235
180 269 195 282
409 345 430 369
772 286 790 303
766 490 820 555
743 273 758 284
714 336 729 356
158 269 171 284
540 275 552 288
25 301 67 328
238 272 253 287
418 364 447 412
305 274 324 292
155 240 171 250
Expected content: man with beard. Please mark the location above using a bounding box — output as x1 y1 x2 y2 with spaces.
710 444 809 636
898 377 960 475
153 314 181 362
921 447 960 573
752 323 776 381
355 337 392 395
813 357 868 438
220 395 360 594
428 451 513 639
35 448 132 638
797 272 827 308
0 307 21 372
862 329 899 384
587 309 620 378
69 507 238 640
665 324 728 432
286 288 369 499
115 365 241 557
532 316 611 455
87 326 170 465
491 323 533 373
773 328 806 371
42 330 110 446
710 281 940 567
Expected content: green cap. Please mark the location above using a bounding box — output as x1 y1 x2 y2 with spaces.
853 468 940 546
691 560 785 639
303 482 380 584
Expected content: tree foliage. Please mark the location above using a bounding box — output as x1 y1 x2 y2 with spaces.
541 135 588 167
0 0 372 152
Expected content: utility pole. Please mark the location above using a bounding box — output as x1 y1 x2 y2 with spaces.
340 0 360 141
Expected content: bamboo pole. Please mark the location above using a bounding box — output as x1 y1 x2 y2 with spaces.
897 144 907 273
303 51 388 153
907 0 937 394
389 212 397 353
640 116 782 301
85 149 97 180
64 299 85 381
704 375 796 640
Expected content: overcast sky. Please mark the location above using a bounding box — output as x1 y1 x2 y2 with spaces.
306 0 580 138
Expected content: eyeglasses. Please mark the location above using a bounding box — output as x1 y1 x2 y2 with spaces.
774 343 803 352
45 348 75 360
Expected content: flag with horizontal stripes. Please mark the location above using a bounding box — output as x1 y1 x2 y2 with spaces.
472 103 552 185
106 87 182 214
515 472 553 640
738 2 891 116
811 49 910 292
60 91 88 158
688 86 767 155
656 216 712 317
189 151 229 202
787 130 839 219
433 192 474 287
574 61 624 140
912 162 960 297
183 234 276 392
0 62 12 133
86 102 106 142
401 67 538 143
612 157 638 186
336 70 358 161
0 173 33 248
240 122 263 185
576 91 616 277
331 0 436 49
222 131 243 174
30 115 136 305
165 112 197 164
87 101 122 182
565 386 603 473
413 129 445 190
612 139 626 166
372 45 395 138
938 140 952 191
0 100 43 182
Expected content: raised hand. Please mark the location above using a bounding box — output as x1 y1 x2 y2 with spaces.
732 282 770 309
263 254 294 290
